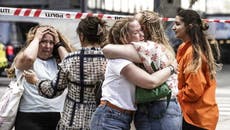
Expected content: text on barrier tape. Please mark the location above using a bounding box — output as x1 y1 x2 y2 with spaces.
1 7 230 23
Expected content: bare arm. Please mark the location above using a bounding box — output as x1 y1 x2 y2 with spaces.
15 27 49 71
102 44 141 63
121 63 175 89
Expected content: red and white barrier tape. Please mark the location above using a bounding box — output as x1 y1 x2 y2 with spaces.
1 7 230 23
203 19 230 23
0 7 127 20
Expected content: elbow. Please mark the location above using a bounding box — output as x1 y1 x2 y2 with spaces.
102 47 108 55
23 54 36 64
24 58 35 67
23 53 35 62
102 45 111 58
19 56 35 70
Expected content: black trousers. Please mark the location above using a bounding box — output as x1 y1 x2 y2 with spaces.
182 118 206 130
15 111 60 130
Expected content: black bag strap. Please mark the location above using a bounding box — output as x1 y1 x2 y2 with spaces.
78 48 105 103
94 80 103 106
165 91 172 109
79 49 84 103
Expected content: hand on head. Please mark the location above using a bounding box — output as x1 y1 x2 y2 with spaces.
47 27 60 44
34 27 50 41
35 26 60 43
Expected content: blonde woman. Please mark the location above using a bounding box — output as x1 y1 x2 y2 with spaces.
6 25 74 130
23 16 108 130
102 11 182 130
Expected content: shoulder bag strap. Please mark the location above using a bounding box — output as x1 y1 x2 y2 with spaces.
79 49 84 103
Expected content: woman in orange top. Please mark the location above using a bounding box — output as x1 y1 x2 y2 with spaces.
172 8 221 130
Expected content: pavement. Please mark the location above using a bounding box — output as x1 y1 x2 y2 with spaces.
216 87 230 130
215 64 230 130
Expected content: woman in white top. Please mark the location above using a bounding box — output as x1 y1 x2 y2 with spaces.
90 17 177 130
6 25 74 130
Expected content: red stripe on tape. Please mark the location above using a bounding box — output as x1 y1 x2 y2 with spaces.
75 13 82 19
161 18 169 21
34 9 41 17
24 9 31 16
225 20 230 23
14 8 21 16
214 19 220 22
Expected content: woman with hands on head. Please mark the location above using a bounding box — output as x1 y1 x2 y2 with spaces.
6 25 74 130
23 16 108 130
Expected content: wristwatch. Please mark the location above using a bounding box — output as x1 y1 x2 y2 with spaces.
168 65 175 75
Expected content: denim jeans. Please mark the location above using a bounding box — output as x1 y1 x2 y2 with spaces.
90 105 133 130
134 99 182 130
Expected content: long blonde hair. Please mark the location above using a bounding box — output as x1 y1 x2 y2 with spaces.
135 10 175 61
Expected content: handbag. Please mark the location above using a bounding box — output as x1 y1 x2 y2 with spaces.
135 62 172 104
0 74 24 130
94 80 103 106
136 83 171 104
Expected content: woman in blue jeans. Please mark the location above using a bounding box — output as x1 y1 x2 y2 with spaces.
102 11 182 130
90 17 178 130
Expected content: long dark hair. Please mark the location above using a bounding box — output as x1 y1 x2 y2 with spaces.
177 8 221 78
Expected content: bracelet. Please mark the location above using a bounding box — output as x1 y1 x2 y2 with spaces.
54 42 65 50
168 65 175 75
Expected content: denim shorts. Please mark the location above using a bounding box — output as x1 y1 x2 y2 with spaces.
90 105 133 130
134 99 182 130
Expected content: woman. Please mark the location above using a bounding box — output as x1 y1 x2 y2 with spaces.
6 25 73 130
172 8 221 130
24 16 108 130
90 17 177 130
102 11 182 130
